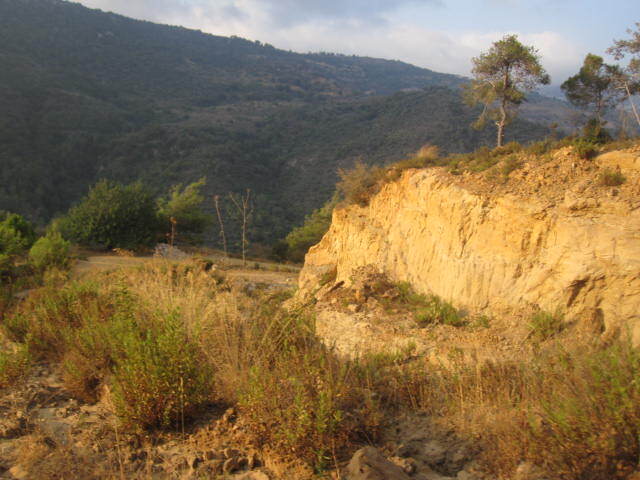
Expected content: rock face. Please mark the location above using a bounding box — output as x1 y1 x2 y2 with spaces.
299 148 640 340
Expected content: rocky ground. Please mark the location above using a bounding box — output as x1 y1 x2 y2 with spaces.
0 359 485 480
456 145 640 213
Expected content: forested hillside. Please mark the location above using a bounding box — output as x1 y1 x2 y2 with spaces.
0 0 557 247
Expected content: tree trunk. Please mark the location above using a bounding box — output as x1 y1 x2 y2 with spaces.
213 195 228 257
496 101 507 148
624 80 640 127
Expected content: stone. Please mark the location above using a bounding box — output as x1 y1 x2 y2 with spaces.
223 457 239 474
390 456 417 475
346 447 411 480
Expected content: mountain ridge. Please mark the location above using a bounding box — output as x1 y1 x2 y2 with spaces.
0 0 562 246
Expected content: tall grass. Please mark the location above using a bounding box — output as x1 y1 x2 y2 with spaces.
4 260 640 478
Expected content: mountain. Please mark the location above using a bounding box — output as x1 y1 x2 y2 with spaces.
0 0 558 247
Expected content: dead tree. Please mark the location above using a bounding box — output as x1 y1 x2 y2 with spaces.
213 195 228 257
228 189 253 267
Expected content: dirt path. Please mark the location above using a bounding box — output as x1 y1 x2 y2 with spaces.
73 255 299 290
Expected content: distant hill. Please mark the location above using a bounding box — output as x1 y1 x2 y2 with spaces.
0 0 560 247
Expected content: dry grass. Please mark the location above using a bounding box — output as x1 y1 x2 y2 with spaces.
5 259 640 478
393 338 640 479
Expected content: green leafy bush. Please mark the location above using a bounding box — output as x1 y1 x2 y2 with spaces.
0 212 36 256
573 138 599 160
29 232 71 270
3 277 213 429
525 341 640 479
157 178 212 244
238 308 381 470
58 180 160 250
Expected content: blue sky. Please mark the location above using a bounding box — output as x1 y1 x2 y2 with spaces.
77 0 638 91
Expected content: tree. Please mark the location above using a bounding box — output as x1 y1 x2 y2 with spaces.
283 196 336 263
607 23 640 128
228 190 253 267
59 180 160 250
157 178 212 245
561 54 624 125
464 35 550 147
0 212 36 256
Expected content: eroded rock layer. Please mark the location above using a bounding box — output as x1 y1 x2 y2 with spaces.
299 147 640 340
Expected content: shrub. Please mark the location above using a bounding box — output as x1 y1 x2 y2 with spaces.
528 309 564 341
284 196 337 262
395 282 465 327
0 212 36 254
112 312 213 430
582 118 612 144
389 144 441 174
238 309 382 470
573 138 599 160
525 341 640 479
599 168 626 186
499 155 523 179
157 178 212 244
58 180 160 250
336 161 385 207
29 232 71 270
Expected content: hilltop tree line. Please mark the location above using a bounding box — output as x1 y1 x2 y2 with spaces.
467 25 640 147
281 25 640 263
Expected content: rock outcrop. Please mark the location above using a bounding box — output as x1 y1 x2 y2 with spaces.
299 147 640 341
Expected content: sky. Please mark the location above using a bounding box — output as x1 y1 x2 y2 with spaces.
76 0 638 92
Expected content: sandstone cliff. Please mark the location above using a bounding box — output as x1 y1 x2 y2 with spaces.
299 146 640 341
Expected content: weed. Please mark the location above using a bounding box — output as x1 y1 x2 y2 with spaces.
394 282 465 327
318 268 337 287
599 168 626 186
336 160 386 207
528 309 564 341
573 138 599 160
499 155 523 179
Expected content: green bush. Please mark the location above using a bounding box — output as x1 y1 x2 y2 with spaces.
157 178 212 245
283 197 337 263
112 312 213 430
29 232 71 270
238 308 382 470
395 282 465 327
58 180 160 250
3 278 213 429
573 138 599 160
0 212 36 257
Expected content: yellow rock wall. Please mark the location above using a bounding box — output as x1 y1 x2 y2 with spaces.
299 168 640 338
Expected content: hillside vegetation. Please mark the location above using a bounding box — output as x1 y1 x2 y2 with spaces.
0 0 563 247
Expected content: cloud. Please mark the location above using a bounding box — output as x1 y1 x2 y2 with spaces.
78 0 582 86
